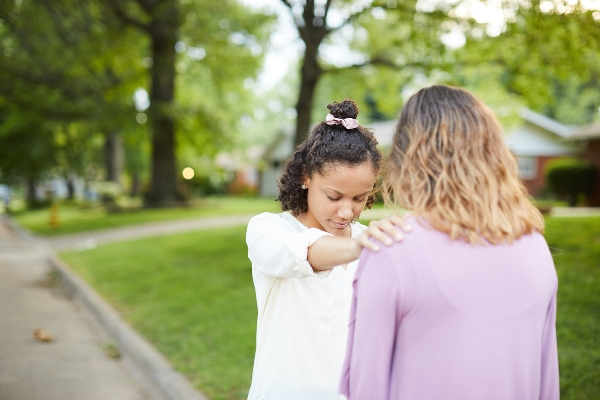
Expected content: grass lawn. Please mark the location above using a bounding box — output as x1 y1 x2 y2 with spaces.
60 216 600 400
11 196 279 236
61 226 256 400
545 216 600 398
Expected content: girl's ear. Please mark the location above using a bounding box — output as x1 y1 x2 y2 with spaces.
302 174 310 188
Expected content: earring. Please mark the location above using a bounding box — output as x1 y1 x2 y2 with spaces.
301 184 307 189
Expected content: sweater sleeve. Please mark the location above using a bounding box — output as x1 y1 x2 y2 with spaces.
246 213 332 278
540 287 560 400
339 246 400 400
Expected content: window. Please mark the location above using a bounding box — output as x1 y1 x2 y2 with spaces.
517 156 537 180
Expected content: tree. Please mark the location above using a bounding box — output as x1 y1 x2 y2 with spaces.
280 0 451 145
103 0 273 206
0 0 145 199
101 0 180 206
1 0 272 208
0 104 58 205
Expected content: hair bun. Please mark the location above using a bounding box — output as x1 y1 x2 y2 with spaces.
327 99 358 119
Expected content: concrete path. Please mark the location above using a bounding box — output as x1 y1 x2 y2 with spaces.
550 207 600 217
47 214 258 251
0 218 149 400
45 208 397 252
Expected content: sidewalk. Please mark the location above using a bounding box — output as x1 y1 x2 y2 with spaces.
0 218 149 400
46 214 258 251
550 207 600 217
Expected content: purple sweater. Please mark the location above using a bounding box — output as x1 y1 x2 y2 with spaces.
339 217 559 400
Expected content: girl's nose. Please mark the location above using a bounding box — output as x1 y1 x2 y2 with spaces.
338 207 353 220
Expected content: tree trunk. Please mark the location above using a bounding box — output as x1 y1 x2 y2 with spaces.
144 0 180 208
66 174 75 200
26 178 36 207
292 1 327 146
104 132 123 184
129 169 141 197
294 42 321 146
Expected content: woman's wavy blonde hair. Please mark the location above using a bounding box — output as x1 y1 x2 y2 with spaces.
383 85 544 244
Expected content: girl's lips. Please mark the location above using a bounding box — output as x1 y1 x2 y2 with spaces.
330 220 349 229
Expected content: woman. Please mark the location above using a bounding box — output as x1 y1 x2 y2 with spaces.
339 85 559 400
246 99 408 400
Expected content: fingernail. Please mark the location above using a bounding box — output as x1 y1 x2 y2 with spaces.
385 239 392 246
405 225 412 231
373 245 380 251
395 234 403 241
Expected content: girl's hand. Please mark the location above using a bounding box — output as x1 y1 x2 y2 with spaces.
356 215 412 252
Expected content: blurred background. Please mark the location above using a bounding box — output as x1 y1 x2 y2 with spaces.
0 0 599 399
1 0 599 211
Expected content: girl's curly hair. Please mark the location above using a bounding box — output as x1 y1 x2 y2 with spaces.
277 99 383 216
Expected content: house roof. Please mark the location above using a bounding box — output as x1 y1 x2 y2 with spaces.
520 108 572 138
569 122 600 140
261 126 295 162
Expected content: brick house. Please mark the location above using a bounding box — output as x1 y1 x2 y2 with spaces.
504 109 582 196
569 122 600 206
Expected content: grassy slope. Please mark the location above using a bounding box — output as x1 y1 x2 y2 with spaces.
12 196 279 236
60 216 600 399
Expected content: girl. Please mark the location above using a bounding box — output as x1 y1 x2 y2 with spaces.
246 99 408 400
340 85 559 400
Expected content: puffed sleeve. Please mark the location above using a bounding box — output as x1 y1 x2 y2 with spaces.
246 213 332 278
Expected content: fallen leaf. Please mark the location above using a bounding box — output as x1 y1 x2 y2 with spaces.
33 328 53 343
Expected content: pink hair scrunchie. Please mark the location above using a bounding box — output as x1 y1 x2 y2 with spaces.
325 113 359 129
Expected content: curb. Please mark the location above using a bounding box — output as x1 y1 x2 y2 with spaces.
47 256 209 400
4 216 210 400
2 214 40 242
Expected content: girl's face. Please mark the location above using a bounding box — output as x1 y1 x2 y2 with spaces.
302 162 376 236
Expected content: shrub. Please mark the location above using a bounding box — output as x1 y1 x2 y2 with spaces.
545 159 597 206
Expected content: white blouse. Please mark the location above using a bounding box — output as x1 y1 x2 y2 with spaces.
246 212 366 400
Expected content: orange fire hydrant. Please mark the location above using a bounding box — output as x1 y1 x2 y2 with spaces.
49 203 60 228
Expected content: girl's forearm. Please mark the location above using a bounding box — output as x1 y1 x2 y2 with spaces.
307 236 361 271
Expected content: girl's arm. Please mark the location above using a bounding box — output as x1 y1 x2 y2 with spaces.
308 215 411 271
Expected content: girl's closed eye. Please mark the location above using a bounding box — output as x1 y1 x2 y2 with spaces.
327 195 340 202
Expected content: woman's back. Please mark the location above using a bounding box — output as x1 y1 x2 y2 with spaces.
340 217 559 400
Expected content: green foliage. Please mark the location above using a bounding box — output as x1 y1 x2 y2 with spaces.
313 2 454 124
458 0 600 125
175 0 275 155
0 0 274 200
0 0 145 190
0 106 57 182
453 65 525 129
546 158 597 206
